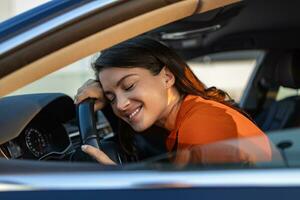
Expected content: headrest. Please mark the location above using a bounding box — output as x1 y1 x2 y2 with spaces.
274 52 300 89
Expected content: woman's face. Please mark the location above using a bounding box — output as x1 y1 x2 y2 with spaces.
99 67 172 132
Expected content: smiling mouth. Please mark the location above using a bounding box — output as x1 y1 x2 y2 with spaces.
128 106 142 121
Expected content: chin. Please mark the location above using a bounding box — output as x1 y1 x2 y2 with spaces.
131 125 147 132
130 122 152 132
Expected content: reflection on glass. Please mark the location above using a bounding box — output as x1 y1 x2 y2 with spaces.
141 135 283 169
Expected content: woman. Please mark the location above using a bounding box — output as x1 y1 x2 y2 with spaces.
75 36 272 165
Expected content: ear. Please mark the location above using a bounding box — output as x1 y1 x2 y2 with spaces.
161 66 175 88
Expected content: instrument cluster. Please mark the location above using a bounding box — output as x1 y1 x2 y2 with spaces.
1 114 71 160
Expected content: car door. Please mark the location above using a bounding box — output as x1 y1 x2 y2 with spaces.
4 0 300 200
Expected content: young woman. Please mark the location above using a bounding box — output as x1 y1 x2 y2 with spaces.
75 37 272 165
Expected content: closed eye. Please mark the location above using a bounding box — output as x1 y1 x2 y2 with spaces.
124 83 135 91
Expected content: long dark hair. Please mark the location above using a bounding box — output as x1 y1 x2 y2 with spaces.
92 36 248 157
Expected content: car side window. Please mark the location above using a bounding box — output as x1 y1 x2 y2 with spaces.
187 50 263 102
7 55 95 98
276 86 300 101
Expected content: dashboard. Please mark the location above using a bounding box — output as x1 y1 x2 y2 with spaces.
0 93 113 161
1 114 71 160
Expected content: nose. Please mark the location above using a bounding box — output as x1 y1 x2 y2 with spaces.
115 94 130 111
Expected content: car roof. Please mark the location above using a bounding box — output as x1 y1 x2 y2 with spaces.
152 0 300 59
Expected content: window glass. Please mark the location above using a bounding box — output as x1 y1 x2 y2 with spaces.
187 50 262 102
10 50 263 102
9 55 95 98
276 86 300 101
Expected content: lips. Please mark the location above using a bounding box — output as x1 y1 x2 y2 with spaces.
127 106 142 121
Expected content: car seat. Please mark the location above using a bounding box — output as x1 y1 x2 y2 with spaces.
255 52 300 131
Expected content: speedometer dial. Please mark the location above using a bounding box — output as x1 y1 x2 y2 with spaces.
25 128 49 157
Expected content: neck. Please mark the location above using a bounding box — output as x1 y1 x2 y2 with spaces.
155 89 183 131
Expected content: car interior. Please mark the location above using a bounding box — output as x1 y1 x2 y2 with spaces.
1 0 300 168
252 51 300 131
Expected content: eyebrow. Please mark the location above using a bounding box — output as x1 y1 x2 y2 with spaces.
104 74 138 95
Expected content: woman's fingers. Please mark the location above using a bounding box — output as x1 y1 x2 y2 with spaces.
94 101 104 111
75 89 101 104
74 79 106 110
81 145 116 165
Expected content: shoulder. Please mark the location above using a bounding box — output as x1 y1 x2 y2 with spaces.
177 96 239 145
179 95 238 130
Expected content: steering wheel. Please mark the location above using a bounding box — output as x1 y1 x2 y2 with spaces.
77 99 100 148
76 99 123 164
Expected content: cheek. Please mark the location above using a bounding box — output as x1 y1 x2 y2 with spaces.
136 81 169 115
137 81 167 102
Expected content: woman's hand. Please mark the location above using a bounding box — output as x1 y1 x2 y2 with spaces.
76 80 116 165
74 79 106 111
81 145 117 165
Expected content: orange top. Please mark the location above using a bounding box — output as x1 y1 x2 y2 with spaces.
166 95 272 164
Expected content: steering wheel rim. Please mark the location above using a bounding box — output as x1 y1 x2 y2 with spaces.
77 98 100 148
77 98 124 164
